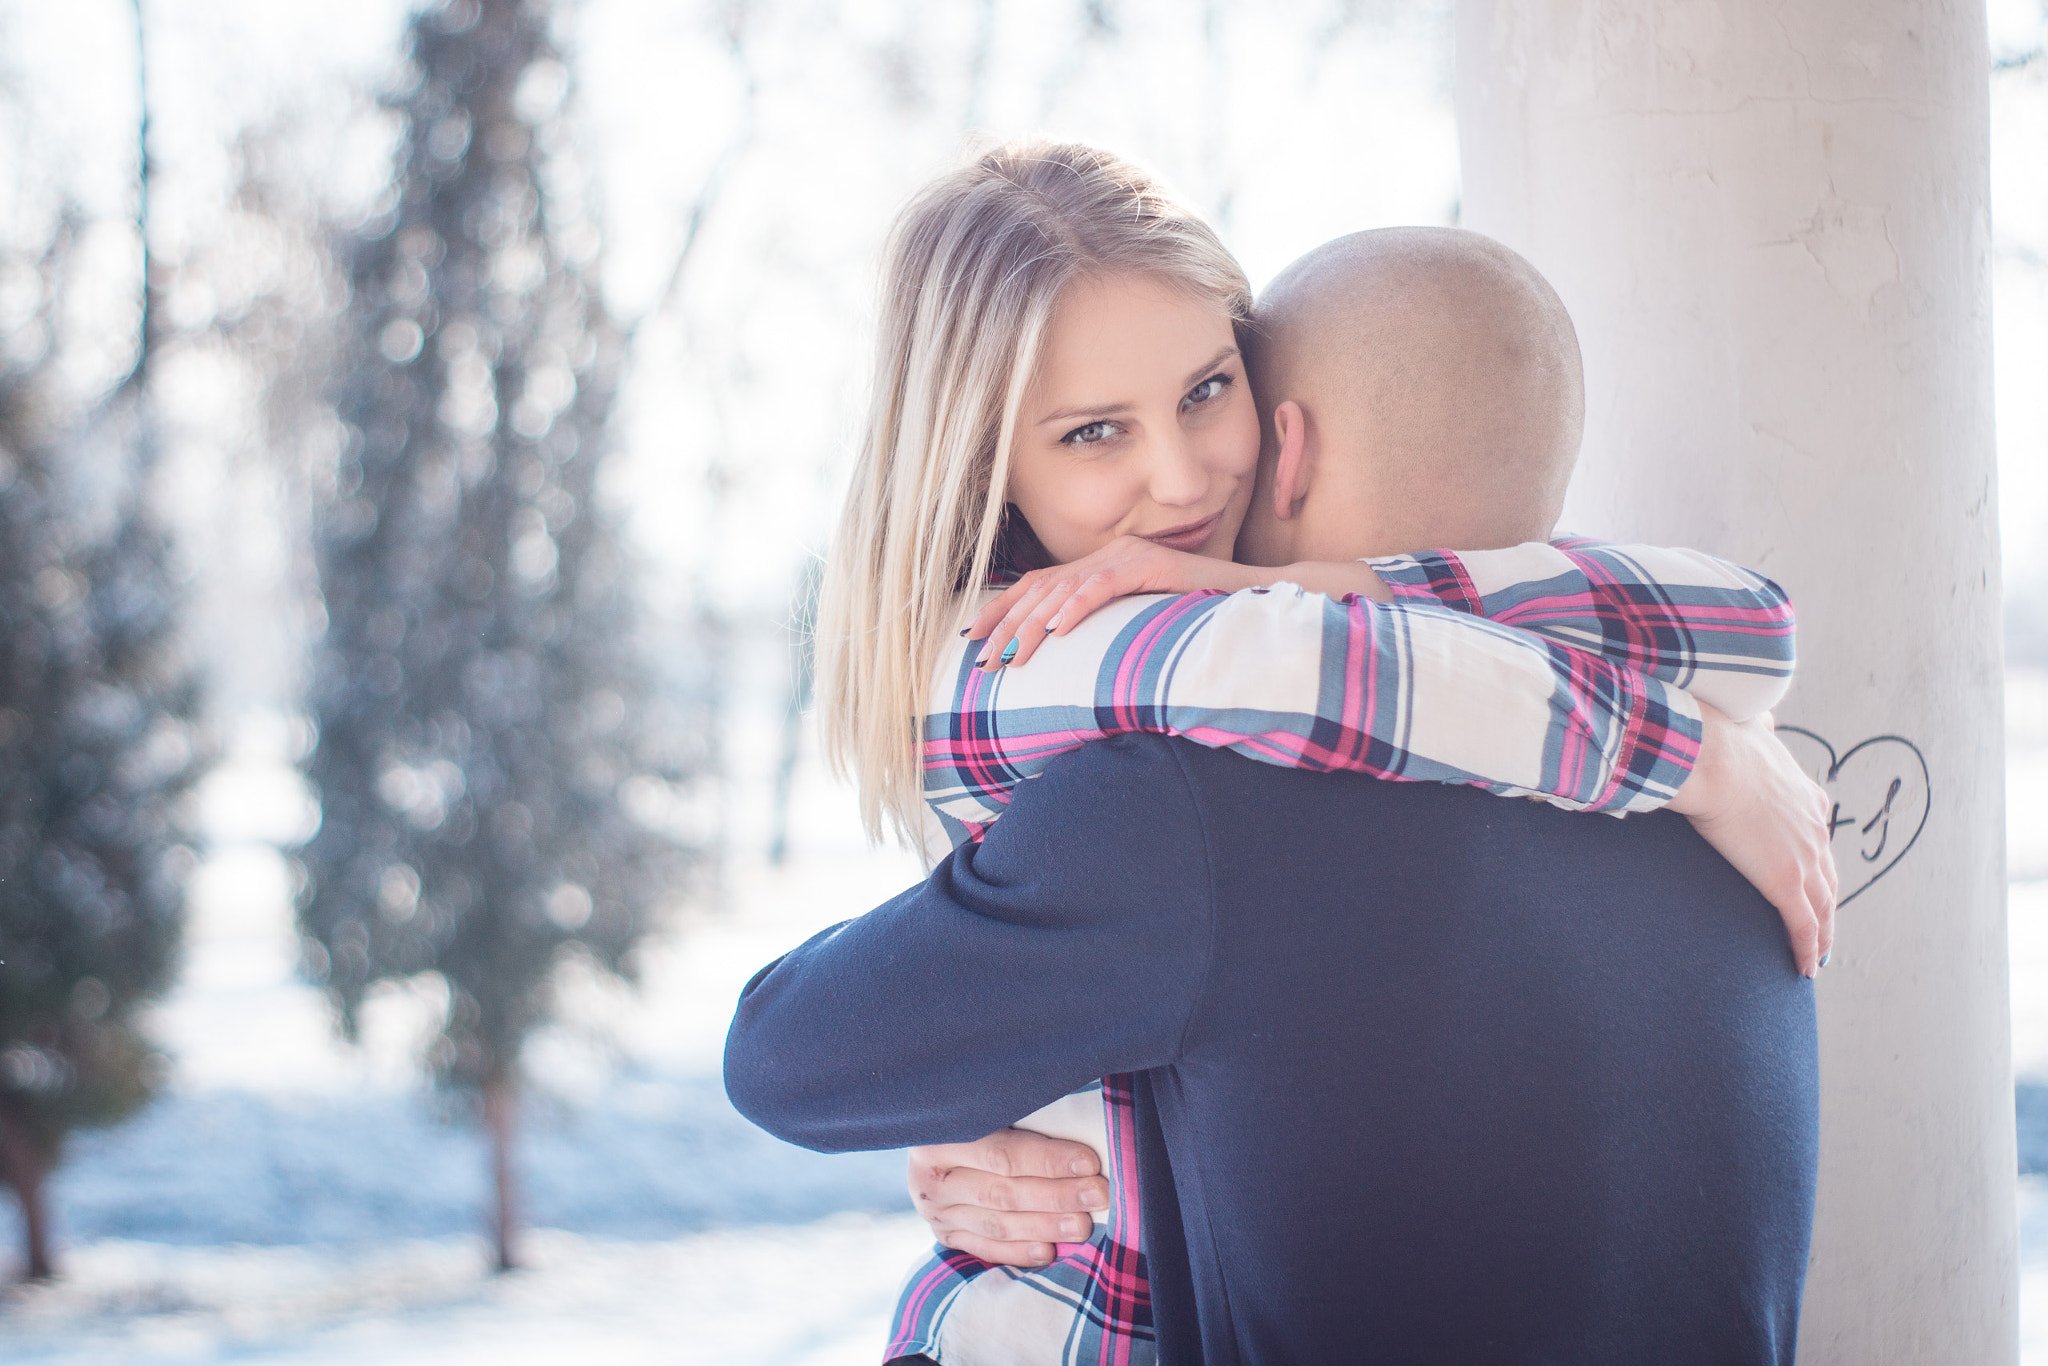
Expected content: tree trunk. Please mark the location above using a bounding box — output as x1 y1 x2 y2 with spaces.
0 1101 54 1281
482 1072 518 1273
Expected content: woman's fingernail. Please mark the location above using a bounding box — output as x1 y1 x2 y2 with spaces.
1032 1244 1054 1264
1061 1215 1089 1237
1081 1182 1109 1209
1818 951 1830 969
1068 1157 1093 1176
1044 618 1060 632
974 649 989 665
1000 639 1019 663
960 627 970 636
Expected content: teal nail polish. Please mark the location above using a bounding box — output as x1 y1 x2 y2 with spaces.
1000 639 1019 663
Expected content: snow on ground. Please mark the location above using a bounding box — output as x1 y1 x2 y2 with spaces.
0 616 942 1359
0 819 940 1360
2028 1179 2048 1365
0 1216 933 1365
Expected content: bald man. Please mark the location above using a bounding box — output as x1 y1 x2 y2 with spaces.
727 229 1819 1363
1239 226 1582 563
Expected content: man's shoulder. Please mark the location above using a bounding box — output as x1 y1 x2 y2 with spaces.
1018 731 1200 813
1158 739 1734 882
1159 735 1478 825
979 734 1210 881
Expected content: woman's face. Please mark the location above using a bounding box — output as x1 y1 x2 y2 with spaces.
1006 273 1260 564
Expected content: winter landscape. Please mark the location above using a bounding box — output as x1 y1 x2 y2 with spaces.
1 0 2045 1360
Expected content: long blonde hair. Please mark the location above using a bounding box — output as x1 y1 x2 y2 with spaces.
816 141 1252 847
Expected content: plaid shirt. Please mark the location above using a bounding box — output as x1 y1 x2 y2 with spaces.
889 538 1796 1366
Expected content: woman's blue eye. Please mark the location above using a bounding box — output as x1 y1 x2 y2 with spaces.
1184 375 1231 408
1064 421 1120 446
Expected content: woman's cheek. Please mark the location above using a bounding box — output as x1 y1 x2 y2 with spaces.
1204 399 1263 482
1062 463 1146 555
1010 454 1137 561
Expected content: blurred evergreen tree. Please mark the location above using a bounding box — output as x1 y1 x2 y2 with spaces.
0 219 201 1280
0 0 201 1278
299 0 697 1271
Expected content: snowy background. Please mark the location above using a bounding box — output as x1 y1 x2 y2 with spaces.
0 0 2044 1360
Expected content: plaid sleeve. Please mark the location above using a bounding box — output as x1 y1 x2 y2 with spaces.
1368 538 1796 722
921 585 1702 845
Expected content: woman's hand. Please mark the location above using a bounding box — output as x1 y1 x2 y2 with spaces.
906 1128 1111 1266
965 536 1388 672
966 536 1247 671
1667 703 1839 977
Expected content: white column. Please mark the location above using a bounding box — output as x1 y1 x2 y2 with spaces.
1455 1 2012 1359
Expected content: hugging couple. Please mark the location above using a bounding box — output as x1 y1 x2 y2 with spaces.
725 141 1835 1364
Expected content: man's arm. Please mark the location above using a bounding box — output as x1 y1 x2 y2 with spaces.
725 735 1211 1152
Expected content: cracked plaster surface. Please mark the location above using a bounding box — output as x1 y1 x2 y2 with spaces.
1488 0 1972 117
1789 193 1903 312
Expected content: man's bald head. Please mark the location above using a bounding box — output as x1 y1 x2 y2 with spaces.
1235 227 1584 565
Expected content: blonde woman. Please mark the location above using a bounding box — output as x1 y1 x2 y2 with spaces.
787 143 1828 1364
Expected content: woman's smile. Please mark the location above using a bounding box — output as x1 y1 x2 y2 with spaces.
1139 511 1226 553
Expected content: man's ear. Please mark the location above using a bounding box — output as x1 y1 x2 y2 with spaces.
1270 401 1312 522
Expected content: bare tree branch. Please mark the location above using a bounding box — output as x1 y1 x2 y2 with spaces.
111 0 158 403
624 9 761 347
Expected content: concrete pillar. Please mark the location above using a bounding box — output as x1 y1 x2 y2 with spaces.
1455 1 2012 1359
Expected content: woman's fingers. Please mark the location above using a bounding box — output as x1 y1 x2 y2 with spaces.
994 561 1142 666
1816 803 1841 903
934 1198 1097 1242
1806 835 1837 967
920 1164 1110 1216
967 575 1038 641
1047 571 1129 638
1784 887 1823 979
929 1198 1098 1250
905 1130 1108 1267
1797 775 1836 971
928 1179 1103 1262
977 576 1061 671
1675 714 1841 978
964 535 1237 668
1004 577 1082 668
938 1230 1059 1267
1752 843 1820 978
908 1129 1099 1181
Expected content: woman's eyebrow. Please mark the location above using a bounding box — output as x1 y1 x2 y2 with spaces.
1180 345 1239 389
1037 399 1135 427
1036 346 1242 427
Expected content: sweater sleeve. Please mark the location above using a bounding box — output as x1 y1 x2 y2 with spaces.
727 734 1212 1153
921 585 1702 847
1368 538 1797 722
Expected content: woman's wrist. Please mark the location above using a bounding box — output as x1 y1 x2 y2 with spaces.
1231 560 1388 602
1666 704 1729 818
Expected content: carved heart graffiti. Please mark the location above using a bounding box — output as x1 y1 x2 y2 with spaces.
1773 727 1930 906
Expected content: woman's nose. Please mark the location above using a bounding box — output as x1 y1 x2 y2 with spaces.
1146 432 1209 509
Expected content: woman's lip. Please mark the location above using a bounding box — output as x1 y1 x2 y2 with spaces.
1141 513 1224 552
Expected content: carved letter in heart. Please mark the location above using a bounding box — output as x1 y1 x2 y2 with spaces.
1773 727 1930 906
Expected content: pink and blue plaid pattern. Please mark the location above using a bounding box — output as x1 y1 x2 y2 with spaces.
887 1077 1151 1364
1374 538 1797 716
890 539 1797 1365
920 540 1795 852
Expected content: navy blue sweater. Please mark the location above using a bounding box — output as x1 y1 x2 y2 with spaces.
725 735 1818 1364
